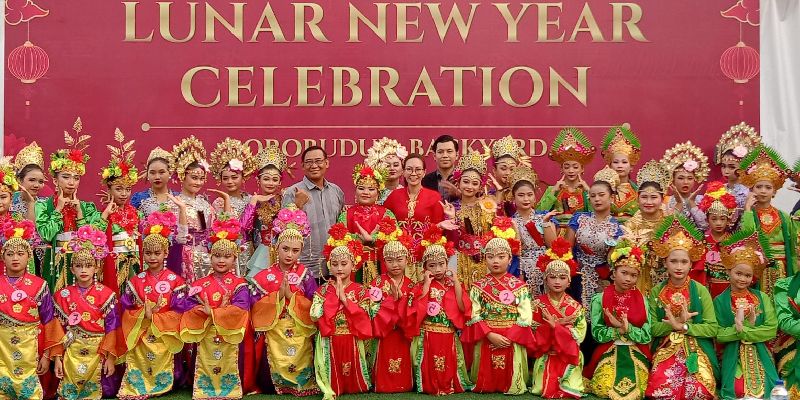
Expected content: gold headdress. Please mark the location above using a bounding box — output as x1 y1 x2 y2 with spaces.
0 159 20 193
209 138 255 182
490 135 525 163
593 166 621 191
636 159 672 194
254 145 288 176
1 220 37 258
147 147 172 166
508 165 538 191
715 121 760 164
101 128 138 187
661 141 710 183
719 230 772 277
352 164 387 190
324 223 365 265
608 239 645 272
375 217 413 260
549 127 596 166
738 145 789 189
14 141 44 173
536 237 579 278
142 210 179 253
170 136 209 181
601 125 641 166
272 204 310 246
652 215 705 262
413 225 455 264
208 215 244 257
365 137 408 168
456 149 487 176
482 217 520 256
697 181 738 216
50 117 90 176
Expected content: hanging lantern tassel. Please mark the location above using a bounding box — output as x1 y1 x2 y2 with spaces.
7 40 50 84
720 41 759 84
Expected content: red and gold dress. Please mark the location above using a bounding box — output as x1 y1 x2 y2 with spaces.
741 207 798 296
311 281 372 400
531 293 587 398
405 279 474 395
337 205 397 285
367 274 416 393
383 188 444 281
700 233 730 298
462 273 536 394
98 203 140 295
612 181 639 224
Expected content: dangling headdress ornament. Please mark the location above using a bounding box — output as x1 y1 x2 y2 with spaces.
481 216 520 256
697 181 738 216
365 137 408 168
209 137 255 183
636 159 672 194
101 128 138 187
67 225 110 265
374 215 412 259
14 141 44 174
352 163 388 191
549 127 596 166
601 125 641 166
715 122 760 165
719 229 772 278
593 166 621 192
50 117 90 176
142 210 179 253
608 238 645 272
1 220 38 258
324 223 365 265
272 204 311 246
508 165 538 191
0 158 20 193
738 145 789 189
170 135 209 181
536 237 579 278
254 144 290 179
660 140 710 183
455 148 488 179
652 215 705 262
414 225 455 264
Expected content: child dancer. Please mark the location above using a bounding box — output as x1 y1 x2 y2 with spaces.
488 135 525 216
118 210 188 399
600 126 642 223
406 226 473 395
250 205 318 395
368 220 416 393
364 137 408 204
712 121 760 229
179 217 250 400
714 230 779 400
696 182 738 297
660 141 710 227
0 220 65 400
531 237 586 398
537 127 595 235
463 217 536 395
312 228 372 400
646 215 719 400
587 239 652 400
53 225 123 399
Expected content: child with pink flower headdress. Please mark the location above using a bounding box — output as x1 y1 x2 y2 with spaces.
711 122 761 229
660 141 710 228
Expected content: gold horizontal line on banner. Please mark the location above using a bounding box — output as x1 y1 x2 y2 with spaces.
141 123 617 131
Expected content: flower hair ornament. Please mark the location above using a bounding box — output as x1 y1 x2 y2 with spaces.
536 237 579 278
697 181 738 216
324 223 365 266
50 117 90 176
365 137 408 169
375 216 413 259
481 216 520 256
210 137 255 183
352 163 388 192
254 144 292 179
272 204 311 246
101 128 138 187
1 220 38 260
67 225 110 265
414 225 455 265
207 214 244 257
715 121 760 165
142 210 179 253
608 238 645 272
0 159 20 193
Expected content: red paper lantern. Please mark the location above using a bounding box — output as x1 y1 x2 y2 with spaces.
720 41 759 84
7 40 50 84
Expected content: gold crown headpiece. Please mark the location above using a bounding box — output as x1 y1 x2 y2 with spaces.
254 145 288 176
50 117 90 176
697 181 737 216
719 230 772 277
365 137 408 169
652 215 705 262
210 138 255 182
661 141 710 183
14 141 44 173
715 122 761 164
593 166 621 191
352 163 387 190
636 159 672 194
101 128 138 187
170 136 209 181
536 238 579 278
549 127 596 166
601 125 641 166
456 149 487 176
508 165 538 191
608 239 646 272
738 145 789 189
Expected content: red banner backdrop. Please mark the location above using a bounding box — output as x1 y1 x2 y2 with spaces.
5 0 759 199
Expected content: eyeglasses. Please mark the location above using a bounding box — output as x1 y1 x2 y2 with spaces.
303 159 326 167
404 168 425 175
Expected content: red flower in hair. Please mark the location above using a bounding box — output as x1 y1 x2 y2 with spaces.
719 193 737 210
378 216 397 235
347 240 364 260
397 231 413 250
706 181 725 192
360 166 374 177
329 223 348 241
536 253 551 273
422 225 444 244
698 195 714 212
68 149 84 163
630 247 643 260
550 237 572 258
0 171 5 182
119 162 130 176
323 244 335 259
443 241 456 257
493 216 514 231
508 238 521 255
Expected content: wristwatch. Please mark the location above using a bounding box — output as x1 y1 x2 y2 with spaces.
682 323 689 332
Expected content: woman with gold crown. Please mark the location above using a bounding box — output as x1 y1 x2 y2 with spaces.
131 146 180 214
210 138 255 275
365 137 408 205
564 167 624 309
442 149 496 288
739 145 797 295
169 136 230 282
711 122 760 229
622 160 673 293
249 204 319 396
117 210 189 399
95 129 141 295
36 118 104 291
601 126 642 223
486 135 525 217
241 144 289 277
660 141 710 227
695 181 738 297
537 127 596 235
311 225 372 400
530 237 587 399
714 230 779 400
52 225 124 399
586 239 652 400
179 215 250 400
646 215 718 400
405 225 473 395
0 220 65 400
11 141 47 222
336 163 397 285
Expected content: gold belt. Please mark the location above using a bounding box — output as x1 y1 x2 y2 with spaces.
485 319 515 329
113 238 137 248
421 321 455 333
